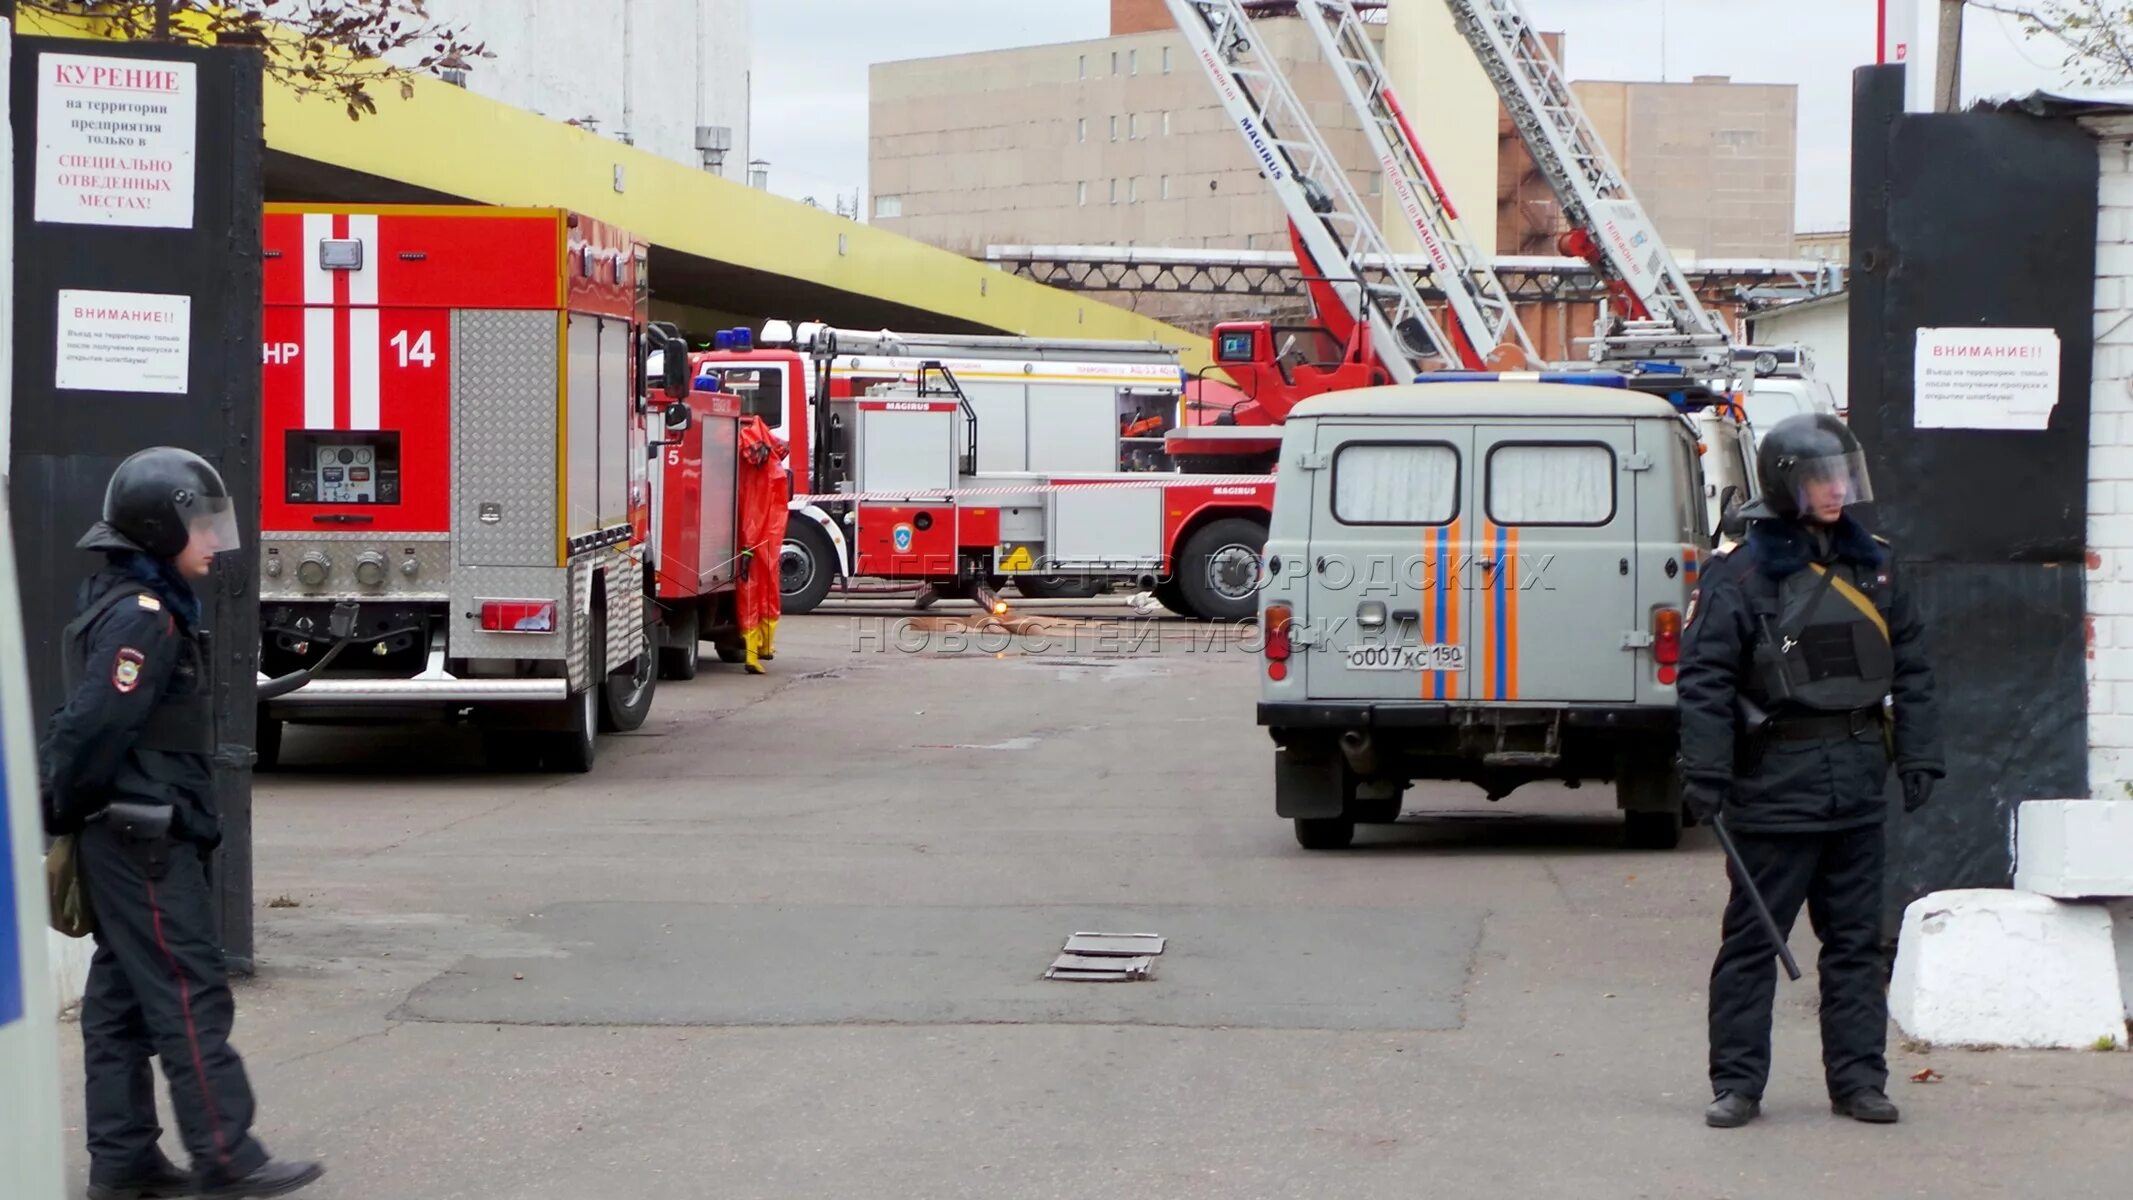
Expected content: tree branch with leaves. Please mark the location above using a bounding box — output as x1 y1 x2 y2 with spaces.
1973 0 2133 85
20 1 491 120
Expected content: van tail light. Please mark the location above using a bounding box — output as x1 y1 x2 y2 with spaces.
480 599 558 633
1652 607 1682 685
1264 604 1292 680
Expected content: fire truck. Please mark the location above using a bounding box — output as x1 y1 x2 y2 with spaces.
691 324 1274 620
256 205 696 772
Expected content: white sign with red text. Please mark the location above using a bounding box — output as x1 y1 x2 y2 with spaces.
34 53 197 229
1913 327 2060 431
55 289 191 394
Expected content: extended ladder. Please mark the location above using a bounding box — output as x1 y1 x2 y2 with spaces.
1164 0 1520 375
1443 0 1733 360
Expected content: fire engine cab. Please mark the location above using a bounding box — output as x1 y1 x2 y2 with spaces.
257 205 692 772
699 323 1275 621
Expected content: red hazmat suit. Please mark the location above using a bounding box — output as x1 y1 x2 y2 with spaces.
737 415 789 672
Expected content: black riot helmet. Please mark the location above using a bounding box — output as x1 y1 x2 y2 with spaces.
78 447 241 560
1742 413 1873 522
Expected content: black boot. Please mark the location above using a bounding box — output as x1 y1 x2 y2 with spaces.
86 1152 192 1200
195 1159 326 1199
1705 1090 1761 1128
1832 1088 1900 1123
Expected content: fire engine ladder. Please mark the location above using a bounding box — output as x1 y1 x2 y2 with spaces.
1290 0 1535 366
1165 0 1506 375
1442 0 1733 362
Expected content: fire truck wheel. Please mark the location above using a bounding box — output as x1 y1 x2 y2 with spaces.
781 517 838 615
253 711 283 772
1152 575 1189 616
599 605 659 734
543 686 599 774
659 605 701 681
1176 518 1267 622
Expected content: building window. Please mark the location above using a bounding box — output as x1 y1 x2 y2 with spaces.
1129 113 1141 140
874 194 903 219
1078 181 1088 206
1109 179 1119 204
1162 111 1172 137
1163 46 1173 74
1078 118 1087 143
1110 115 1119 141
1161 175 1171 200
1130 177 1141 203
1079 54 1087 80
1111 51 1120 75
1367 171 1383 196
1130 49 1139 76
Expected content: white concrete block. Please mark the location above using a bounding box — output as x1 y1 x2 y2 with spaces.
2100 242 2133 279
2095 649 2133 681
2092 377 2133 414
2091 477 2120 515
2089 716 2133 751
2101 169 2133 209
2016 799 2133 897
1890 889 2128 1050
2089 451 2133 492
2114 901 2133 1022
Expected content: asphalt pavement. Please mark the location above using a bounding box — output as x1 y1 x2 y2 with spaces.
52 597 2133 1199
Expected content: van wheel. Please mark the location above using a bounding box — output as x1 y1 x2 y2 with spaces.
253 711 283 772
1624 810 1684 850
1293 817 1356 850
782 516 838 615
658 605 700 681
1176 517 1266 622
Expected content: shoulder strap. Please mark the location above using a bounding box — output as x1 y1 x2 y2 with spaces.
1806 563 1890 643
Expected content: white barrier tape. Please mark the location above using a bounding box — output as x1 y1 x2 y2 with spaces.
793 475 1273 505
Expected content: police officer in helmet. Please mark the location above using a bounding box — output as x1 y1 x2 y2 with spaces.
41 448 323 1198
1677 414 1943 1129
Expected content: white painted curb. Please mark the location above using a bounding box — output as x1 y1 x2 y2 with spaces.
2014 799 2133 898
1890 889 2127 1050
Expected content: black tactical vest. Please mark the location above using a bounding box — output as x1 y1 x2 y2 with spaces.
61 582 214 755
1749 560 1894 712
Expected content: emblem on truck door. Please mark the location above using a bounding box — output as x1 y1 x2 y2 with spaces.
479 503 502 525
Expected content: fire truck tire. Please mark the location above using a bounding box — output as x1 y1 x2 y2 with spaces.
782 517 838 615
253 712 283 772
659 605 701 681
543 686 599 774
1175 518 1267 622
1152 575 1189 616
599 603 658 734
1292 817 1356 851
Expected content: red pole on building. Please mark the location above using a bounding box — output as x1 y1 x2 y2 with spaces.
1877 0 1889 63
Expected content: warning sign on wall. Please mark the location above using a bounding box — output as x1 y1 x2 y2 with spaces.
54 289 192 395
1913 327 2061 431
34 52 198 229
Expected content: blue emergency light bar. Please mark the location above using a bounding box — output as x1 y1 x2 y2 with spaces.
712 327 755 352
1413 371 1628 387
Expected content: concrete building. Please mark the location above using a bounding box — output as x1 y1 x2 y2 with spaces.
869 13 1380 258
413 0 753 178
870 6 1797 274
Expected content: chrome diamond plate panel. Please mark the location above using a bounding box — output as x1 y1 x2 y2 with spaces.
605 548 647 663
261 537 451 602
449 564 570 666
457 309 560 568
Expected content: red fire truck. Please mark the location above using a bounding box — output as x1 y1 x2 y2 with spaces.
256 204 695 772
696 323 1275 621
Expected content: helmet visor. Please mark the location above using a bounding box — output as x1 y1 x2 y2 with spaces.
1787 449 1873 518
178 492 242 555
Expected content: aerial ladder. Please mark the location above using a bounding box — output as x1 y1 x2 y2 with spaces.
1163 0 1534 395
1441 0 1734 364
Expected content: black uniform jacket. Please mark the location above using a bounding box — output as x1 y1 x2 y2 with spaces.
41 541 219 848
1676 515 1944 833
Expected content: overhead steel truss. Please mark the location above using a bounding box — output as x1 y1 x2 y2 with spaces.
985 245 1846 310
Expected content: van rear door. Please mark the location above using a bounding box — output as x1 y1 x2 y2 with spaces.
1303 425 1474 702
1467 425 1638 703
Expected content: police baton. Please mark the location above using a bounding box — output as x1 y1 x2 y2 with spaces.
1710 815 1802 982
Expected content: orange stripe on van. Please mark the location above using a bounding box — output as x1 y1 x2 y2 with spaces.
1443 519 1461 700
1503 526 1521 701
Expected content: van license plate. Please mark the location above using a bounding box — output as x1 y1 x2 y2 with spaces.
1343 644 1465 672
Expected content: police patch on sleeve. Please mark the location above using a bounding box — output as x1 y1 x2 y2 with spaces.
113 647 146 693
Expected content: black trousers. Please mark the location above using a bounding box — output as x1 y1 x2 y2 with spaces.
1708 823 1888 1102
78 820 269 1185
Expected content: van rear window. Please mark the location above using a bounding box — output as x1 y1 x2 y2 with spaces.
1487 443 1615 526
1332 442 1459 526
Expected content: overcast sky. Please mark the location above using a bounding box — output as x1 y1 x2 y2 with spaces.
750 0 2078 234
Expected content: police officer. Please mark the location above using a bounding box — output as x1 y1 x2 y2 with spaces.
41 449 323 1198
1676 414 1942 1129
